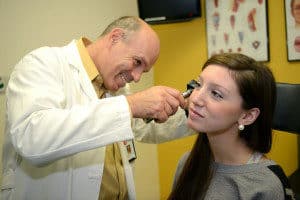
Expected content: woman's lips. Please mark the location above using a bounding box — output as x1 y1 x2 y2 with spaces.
189 107 204 119
294 36 300 53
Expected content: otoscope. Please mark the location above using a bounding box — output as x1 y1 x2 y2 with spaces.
144 79 199 123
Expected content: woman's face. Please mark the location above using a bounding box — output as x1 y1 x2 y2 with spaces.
187 64 245 135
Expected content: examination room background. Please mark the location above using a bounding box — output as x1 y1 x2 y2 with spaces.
0 1 300 200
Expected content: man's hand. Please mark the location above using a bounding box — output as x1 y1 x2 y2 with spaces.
126 86 186 123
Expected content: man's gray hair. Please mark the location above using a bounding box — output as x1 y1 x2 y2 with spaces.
100 16 142 38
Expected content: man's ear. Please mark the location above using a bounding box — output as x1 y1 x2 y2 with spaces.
238 108 260 126
109 28 125 44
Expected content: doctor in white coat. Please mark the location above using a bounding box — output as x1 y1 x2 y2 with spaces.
1 16 193 200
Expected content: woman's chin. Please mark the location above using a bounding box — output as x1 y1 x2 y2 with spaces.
187 119 201 132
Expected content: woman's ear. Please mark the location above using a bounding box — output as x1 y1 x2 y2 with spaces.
238 108 260 126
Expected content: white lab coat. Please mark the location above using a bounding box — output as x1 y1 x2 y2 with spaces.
1 40 194 200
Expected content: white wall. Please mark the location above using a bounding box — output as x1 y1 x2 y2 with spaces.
0 1 160 199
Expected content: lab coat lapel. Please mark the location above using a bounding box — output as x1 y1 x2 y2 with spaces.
64 40 98 100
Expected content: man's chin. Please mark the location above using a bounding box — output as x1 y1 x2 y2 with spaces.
118 82 127 89
108 80 130 91
113 83 127 91
104 83 118 92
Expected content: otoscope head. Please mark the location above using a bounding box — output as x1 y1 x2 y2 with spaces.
187 79 199 90
183 79 199 117
182 80 199 98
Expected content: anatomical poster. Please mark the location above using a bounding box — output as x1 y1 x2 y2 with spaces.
285 0 300 61
205 0 269 61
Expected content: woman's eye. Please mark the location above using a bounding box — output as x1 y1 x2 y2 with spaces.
212 91 223 99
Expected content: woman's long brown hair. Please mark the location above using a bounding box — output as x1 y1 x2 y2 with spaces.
168 53 276 200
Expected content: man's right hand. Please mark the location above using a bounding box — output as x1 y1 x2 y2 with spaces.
126 86 186 123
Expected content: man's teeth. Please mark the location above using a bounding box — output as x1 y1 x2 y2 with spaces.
120 73 128 83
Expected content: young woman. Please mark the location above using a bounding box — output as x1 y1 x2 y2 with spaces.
168 53 295 200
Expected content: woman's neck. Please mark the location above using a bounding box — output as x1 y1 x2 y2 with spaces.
207 131 254 165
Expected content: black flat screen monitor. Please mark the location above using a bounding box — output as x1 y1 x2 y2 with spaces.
137 0 201 24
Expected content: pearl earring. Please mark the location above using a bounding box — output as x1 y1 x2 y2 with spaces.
238 124 245 131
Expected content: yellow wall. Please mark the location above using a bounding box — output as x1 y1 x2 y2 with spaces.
152 1 300 199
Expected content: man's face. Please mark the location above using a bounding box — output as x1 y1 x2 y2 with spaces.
101 26 160 91
292 0 300 25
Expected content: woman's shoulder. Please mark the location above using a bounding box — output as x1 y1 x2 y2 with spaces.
176 151 192 171
263 162 295 199
210 160 291 199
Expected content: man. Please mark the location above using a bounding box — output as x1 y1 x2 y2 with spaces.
1 16 193 199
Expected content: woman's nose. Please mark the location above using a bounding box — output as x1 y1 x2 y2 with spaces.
191 87 205 106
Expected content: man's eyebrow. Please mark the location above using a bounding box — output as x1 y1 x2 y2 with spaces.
141 57 148 66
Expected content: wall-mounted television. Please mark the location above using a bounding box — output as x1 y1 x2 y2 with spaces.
137 0 201 24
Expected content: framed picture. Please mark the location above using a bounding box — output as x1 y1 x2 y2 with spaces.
285 0 300 61
205 0 269 62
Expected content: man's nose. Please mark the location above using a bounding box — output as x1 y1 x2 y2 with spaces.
131 69 143 82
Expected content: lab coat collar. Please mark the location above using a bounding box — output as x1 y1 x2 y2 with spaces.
63 40 98 100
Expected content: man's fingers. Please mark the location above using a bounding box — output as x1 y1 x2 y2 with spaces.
126 86 186 121
164 87 186 108
165 96 180 115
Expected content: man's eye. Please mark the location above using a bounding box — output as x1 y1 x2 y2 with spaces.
134 59 142 66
